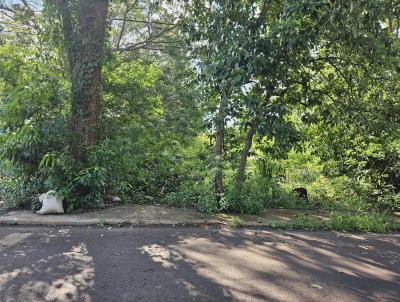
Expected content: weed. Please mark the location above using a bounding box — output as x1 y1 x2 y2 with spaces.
98 217 108 227
229 217 243 228
330 212 390 233
268 215 328 231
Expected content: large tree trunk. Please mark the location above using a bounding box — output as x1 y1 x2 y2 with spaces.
59 0 109 161
236 125 256 189
214 90 227 200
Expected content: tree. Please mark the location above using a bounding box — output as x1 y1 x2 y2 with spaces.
50 0 109 162
185 0 399 210
184 0 265 201
1 0 399 214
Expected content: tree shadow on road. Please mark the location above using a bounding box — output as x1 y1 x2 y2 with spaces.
136 228 400 302
0 226 399 302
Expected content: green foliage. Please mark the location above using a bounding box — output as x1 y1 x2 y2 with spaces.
267 212 395 233
222 182 266 214
0 41 203 210
0 44 69 209
307 177 367 210
0 160 39 209
196 189 220 214
1 0 399 218
161 173 219 213
229 217 243 229
269 215 328 231
330 212 391 233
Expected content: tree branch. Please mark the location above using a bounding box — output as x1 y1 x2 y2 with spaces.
113 17 178 26
116 0 140 50
0 4 14 13
116 23 177 52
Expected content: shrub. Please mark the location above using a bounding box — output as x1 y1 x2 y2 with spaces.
219 179 266 214
0 160 41 209
375 188 400 212
196 188 219 213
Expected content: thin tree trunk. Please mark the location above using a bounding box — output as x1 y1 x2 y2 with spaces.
214 90 227 199
236 125 256 189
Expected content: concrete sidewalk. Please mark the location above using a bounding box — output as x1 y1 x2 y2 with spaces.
0 203 330 227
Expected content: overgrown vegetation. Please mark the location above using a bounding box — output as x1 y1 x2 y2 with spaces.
0 1 399 231
265 211 398 233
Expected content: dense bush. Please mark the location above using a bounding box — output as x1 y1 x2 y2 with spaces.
0 45 202 211
1 1 399 219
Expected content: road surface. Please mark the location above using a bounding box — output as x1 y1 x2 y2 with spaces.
0 226 399 302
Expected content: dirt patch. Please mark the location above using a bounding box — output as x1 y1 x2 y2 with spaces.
216 208 331 227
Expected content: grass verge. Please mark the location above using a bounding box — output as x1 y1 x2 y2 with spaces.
264 212 400 233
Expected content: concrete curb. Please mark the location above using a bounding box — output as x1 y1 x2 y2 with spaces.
0 217 280 228
0 210 230 227
0 218 228 227
0 205 334 228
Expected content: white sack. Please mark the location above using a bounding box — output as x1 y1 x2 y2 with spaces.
36 190 64 215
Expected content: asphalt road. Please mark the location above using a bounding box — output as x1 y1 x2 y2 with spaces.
0 226 399 302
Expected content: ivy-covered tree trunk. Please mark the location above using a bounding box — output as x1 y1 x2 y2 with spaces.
236 125 256 188
58 0 109 161
214 90 227 200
